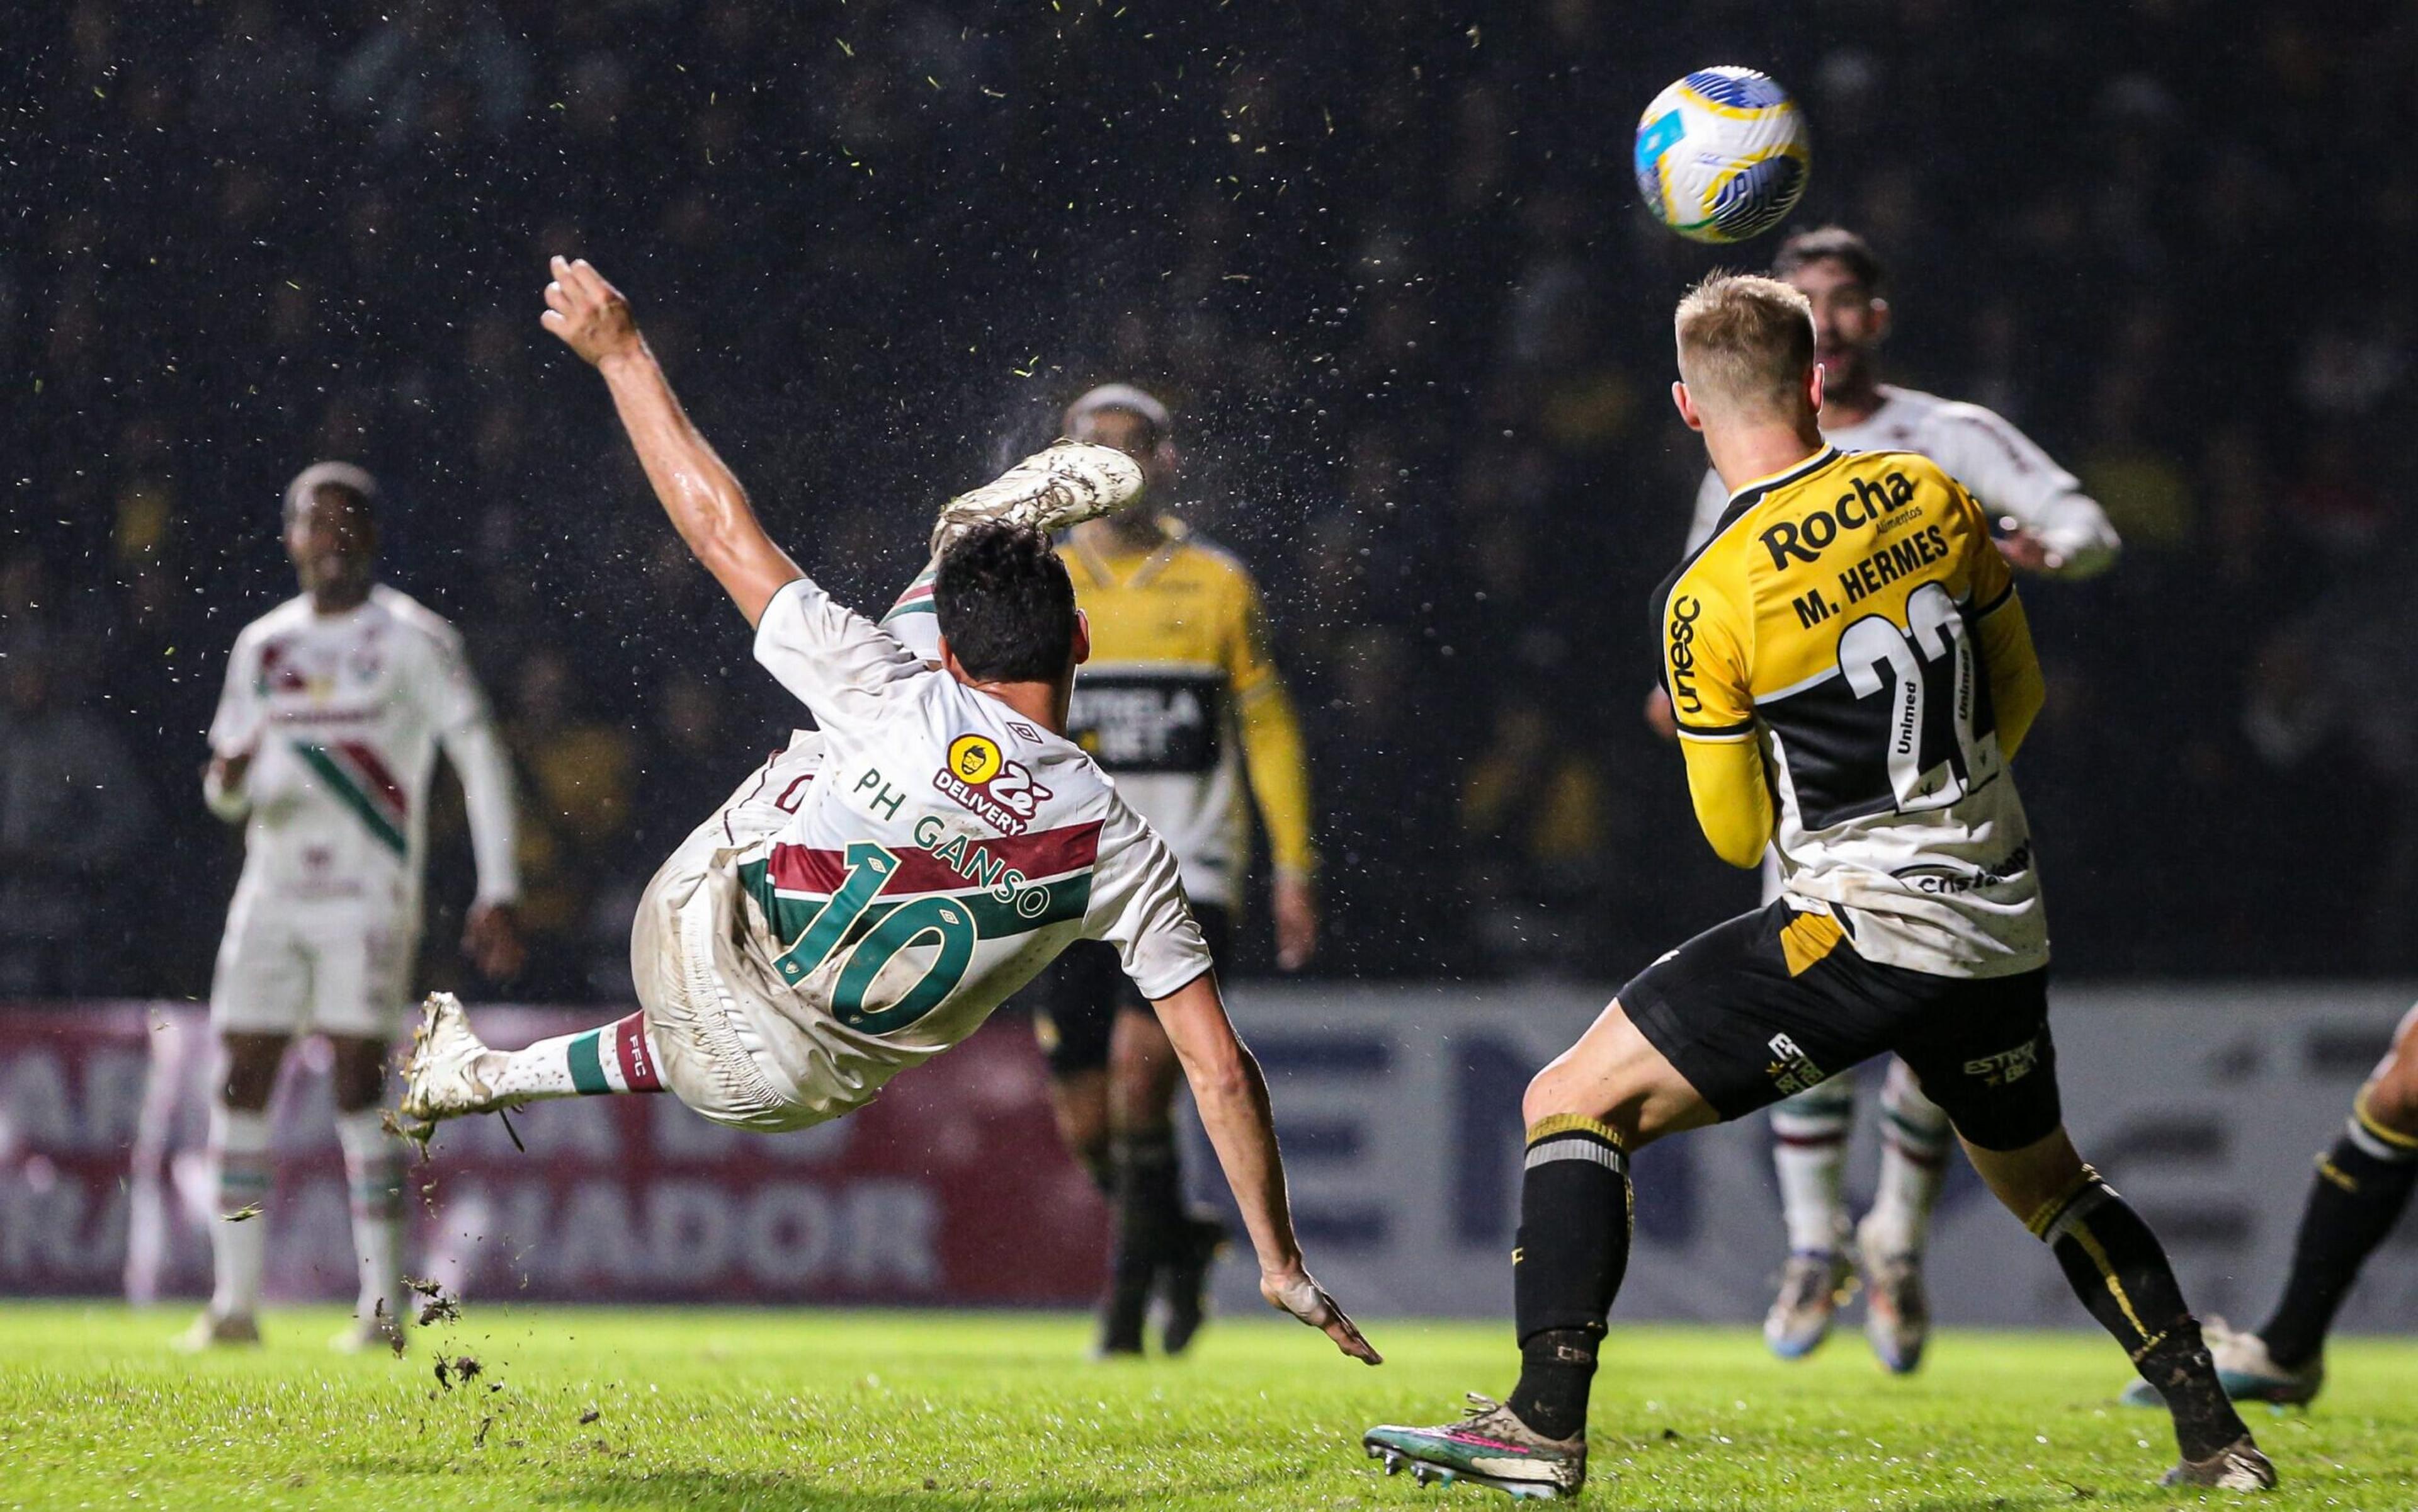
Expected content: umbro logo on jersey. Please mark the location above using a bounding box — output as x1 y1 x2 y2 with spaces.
1757 469 1917 569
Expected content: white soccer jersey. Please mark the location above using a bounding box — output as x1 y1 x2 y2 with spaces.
207 585 518 921
1688 385 2120 577
688 575 1210 1122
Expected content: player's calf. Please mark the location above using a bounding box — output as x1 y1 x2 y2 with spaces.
2014 1158 2268 1486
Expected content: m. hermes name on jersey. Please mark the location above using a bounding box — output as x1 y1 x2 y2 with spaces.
1657 446 2048 979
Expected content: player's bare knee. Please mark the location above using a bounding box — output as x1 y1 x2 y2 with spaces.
217 1034 287 1110
328 1037 389 1111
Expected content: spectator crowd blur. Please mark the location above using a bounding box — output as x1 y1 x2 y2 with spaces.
4 0 2414 1000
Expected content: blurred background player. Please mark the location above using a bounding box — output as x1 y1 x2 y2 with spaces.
1648 226 2123 1372
887 384 1319 1356
2124 1002 2418 1407
184 462 521 1351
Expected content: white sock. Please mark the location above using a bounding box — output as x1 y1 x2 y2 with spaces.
1863 1061 1953 1256
1770 1076 1854 1254
208 1104 273 1319
336 1107 406 1324
487 1013 664 1101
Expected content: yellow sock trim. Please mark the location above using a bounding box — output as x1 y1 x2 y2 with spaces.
1526 1113 1624 1149
2354 1088 2418 1151
2024 1166 2098 1238
2065 1215 2153 1346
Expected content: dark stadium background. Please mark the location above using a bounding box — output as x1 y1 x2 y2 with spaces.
4 0 2412 1006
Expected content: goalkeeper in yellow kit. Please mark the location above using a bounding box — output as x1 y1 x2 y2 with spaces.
885 385 1317 1355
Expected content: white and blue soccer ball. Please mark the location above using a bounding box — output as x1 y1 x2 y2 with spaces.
1633 67 1811 244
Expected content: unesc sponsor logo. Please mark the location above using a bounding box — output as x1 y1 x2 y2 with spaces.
1667 595 1705 715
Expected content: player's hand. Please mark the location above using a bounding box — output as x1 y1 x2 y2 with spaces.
208 752 252 793
1262 1267 1382 1365
540 256 644 367
463 902 526 981
1995 523 2064 574
1643 685 1679 742
1273 875 1319 971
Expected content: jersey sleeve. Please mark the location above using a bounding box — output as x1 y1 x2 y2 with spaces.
1660 575 1755 743
1924 402 2120 579
877 557 944 664
1683 469 1729 555
1225 573 1317 878
1083 793 1214 999
207 628 267 759
754 574 932 734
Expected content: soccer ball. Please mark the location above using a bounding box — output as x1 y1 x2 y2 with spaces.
1633 67 1810 244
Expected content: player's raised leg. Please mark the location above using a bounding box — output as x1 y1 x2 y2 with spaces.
1764 1074 1854 1358
400 992 664 1130
1960 1128 2271 1489
1856 1059 1952 1372
1364 998 1715 1500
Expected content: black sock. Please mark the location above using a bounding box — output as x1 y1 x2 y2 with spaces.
1506 1115 1630 1441
1113 1129 1184 1283
2257 1103 2418 1369
2031 1168 2246 1462
1077 1145 1114 1199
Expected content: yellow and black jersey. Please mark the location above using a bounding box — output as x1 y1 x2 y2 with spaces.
1060 516 1314 911
1655 446 2050 979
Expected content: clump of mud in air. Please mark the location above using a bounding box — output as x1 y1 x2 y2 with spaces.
406 1275 462 1326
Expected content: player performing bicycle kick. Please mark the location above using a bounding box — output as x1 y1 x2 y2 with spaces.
399 257 1378 1367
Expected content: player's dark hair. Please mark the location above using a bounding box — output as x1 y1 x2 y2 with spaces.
934 521 1079 684
1772 226 1886 292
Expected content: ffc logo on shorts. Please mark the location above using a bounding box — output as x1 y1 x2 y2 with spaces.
1962 1037 2040 1087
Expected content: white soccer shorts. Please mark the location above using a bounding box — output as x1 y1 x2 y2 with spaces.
210 894 417 1040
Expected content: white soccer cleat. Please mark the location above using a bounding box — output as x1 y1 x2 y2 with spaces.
331 1309 406 1356
399 992 502 1135
2119 1317 2324 1409
174 1310 261 1351
1855 1215 1929 1374
928 439 1144 554
2160 1434 2278 1491
1764 1246 1854 1361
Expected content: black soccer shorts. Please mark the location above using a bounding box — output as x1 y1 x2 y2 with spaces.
1026 903 1232 1077
1619 899 2060 1151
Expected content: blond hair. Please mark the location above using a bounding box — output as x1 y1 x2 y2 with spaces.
1674 273 1815 417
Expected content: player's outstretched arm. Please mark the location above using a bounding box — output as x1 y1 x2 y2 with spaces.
540 256 801 627
1150 971 1382 1365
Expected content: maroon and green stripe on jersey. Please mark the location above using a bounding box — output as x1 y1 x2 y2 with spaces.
290 739 410 858
740 819 1101 948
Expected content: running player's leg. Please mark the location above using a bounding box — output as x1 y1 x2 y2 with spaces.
1121 904 1232 1356
1900 974 2271 1491
2240 1001 2418 1395
1025 941 1145 1352
1857 1058 1953 1372
319 921 412 1351
1765 1075 1855 1358
186 907 305 1348
191 1031 286 1345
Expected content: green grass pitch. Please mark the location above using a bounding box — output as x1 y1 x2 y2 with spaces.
2 1305 2412 1510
